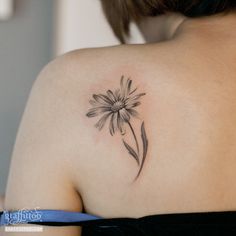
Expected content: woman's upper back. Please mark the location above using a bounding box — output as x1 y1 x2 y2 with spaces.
67 16 236 219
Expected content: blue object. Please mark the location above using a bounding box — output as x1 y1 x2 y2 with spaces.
0 209 102 226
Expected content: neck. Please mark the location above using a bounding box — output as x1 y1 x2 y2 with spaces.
138 10 236 43
138 13 187 43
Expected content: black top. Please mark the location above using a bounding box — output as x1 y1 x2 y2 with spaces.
33 211 236 236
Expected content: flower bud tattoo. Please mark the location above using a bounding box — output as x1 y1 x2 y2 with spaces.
86 76 148 181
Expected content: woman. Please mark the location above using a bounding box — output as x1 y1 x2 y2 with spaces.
1 0 236 235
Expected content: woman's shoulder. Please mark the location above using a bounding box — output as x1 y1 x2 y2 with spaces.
36 43 174 96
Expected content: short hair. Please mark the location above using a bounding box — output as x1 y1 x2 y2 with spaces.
100 0 236 43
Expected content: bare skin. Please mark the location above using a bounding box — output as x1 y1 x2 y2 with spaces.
3 11 236 236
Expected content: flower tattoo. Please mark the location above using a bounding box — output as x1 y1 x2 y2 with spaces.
86 76 148 181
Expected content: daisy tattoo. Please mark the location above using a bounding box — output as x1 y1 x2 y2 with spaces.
86 76 148 181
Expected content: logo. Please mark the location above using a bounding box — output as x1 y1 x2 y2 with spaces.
3 207 42 225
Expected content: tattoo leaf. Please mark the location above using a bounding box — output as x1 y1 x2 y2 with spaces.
135 122 148 180
123 140 140 165
141 122 148 159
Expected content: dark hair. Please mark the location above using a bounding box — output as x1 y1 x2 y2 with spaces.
100 0 236 43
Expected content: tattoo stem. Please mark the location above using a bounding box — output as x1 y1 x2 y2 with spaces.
127 121 140 156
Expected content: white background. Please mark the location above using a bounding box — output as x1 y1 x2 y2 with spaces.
54 0 144 56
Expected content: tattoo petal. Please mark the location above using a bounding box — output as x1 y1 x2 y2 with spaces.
120 76 126 100
129 87 137 95
95 112 112 130
107 90 116 102
126 93 146 103
109 113 115 136
89 100 98 106
114 89 121 101
112 112 118 132
86 106 111 117
127 108 139 118
125 101 141 109
93 94 112 105
119 108 130 122
125 78 132 98
117 112 126 135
